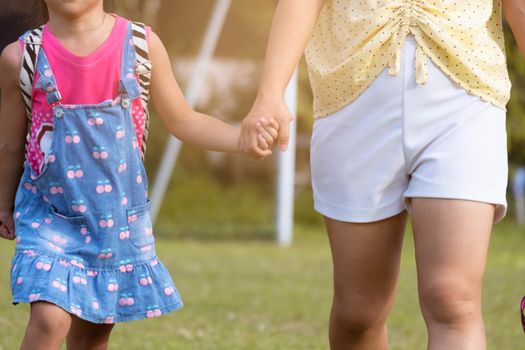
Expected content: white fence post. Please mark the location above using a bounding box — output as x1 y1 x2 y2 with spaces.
276 69 298 246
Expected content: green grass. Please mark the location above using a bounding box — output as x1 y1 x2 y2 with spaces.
1 222 524 349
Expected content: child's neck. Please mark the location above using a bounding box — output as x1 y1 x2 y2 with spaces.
47 8 116 57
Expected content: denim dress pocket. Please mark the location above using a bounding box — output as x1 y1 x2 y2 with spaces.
126 200 154 250
35 206 89 252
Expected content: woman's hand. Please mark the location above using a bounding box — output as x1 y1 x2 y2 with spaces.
239 0 326 158
240 94 293 158
0 210 15 240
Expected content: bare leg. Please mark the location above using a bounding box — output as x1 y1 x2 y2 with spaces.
326 212 407 350
20 302 72 350
412 198 494 350
66 316 114 350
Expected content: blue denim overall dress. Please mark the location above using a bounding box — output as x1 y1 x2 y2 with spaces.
10 25 183 323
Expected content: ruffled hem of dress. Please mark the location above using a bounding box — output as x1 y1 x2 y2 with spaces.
12 295 183 324
10 249 183 323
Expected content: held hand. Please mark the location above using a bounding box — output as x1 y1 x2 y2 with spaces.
0 210 15 240
240 94 293 159
255 118 280 151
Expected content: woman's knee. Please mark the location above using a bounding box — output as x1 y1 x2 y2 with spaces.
331 295 389 333
419 280 481 325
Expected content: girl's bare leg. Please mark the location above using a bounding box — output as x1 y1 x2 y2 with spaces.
20 301 72 350
66 316 114 350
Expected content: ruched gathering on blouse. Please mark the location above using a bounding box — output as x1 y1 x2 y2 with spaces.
305 0 511 118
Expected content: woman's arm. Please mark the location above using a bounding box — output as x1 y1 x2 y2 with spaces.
240 0 327 156
149 31 274 156
504 0 525 58
0 42 28 239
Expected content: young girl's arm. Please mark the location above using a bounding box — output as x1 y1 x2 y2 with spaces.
0 43 27 240
149 32 275 157
239 0 327 155
504 0 525 57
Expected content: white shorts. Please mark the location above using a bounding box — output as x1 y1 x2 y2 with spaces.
310 37 508 223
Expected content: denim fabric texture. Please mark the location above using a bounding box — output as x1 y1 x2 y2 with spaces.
11 24 183 323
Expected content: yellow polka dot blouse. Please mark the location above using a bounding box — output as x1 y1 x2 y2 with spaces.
304 0 512 118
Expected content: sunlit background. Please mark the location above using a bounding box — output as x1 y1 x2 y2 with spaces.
1 1 525 349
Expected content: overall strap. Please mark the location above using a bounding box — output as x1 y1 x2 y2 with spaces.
119 24 142 101
19 26 44 127
130 21 151 156
34 50 62 106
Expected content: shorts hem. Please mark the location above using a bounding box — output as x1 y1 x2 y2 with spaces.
314 189 507 224
403 188 507 223
314 199 406 223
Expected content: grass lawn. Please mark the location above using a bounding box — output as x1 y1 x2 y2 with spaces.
0 222 524 349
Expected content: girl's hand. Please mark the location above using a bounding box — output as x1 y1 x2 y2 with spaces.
255 118 280 152
0 210 15 240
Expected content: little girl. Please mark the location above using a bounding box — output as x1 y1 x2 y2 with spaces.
0 1 277 349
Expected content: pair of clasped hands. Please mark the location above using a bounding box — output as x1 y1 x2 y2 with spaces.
238 94 294 160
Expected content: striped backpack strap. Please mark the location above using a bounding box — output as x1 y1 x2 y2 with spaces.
19 26 44 129
130 21 152 156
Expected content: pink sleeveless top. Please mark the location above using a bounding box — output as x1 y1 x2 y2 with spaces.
24 16 150 175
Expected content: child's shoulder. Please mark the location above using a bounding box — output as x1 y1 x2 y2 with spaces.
0 42 22 86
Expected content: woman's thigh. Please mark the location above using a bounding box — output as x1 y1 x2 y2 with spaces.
412 198 494 317
326 212 407 318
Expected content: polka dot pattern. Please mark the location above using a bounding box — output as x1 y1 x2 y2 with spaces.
304 0 512 118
